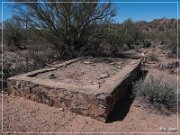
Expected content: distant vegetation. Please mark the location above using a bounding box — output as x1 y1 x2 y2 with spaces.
141 18 179 53
2 16 179 57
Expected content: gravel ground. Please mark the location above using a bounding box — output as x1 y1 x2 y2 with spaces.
0 94 178 134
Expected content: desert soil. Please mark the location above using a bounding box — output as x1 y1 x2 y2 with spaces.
0 48 179 134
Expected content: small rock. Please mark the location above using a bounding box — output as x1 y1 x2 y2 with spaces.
169 69 177 74
99 80 105 83
59 108 64 111
134 104 141 107
98 82 101 89
117 65 122 69
83 61 93 64
109 62 116 65
160 127 163 131
42 120 47 124
49 74 56 79
99 73 109 79
99 104 106 109
168 127 177 132
58 77 63 80
89 81 94 85
160 127 168 132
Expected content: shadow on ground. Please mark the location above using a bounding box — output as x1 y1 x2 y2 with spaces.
106 70 148 123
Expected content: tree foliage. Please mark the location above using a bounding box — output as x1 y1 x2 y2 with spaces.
122 18 144 47
3 16 26 49
104 18 144 55
13 0 115 58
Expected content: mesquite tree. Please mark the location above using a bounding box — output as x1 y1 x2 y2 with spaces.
13 0 115 58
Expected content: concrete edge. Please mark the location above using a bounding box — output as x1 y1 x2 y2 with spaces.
7 57 83 80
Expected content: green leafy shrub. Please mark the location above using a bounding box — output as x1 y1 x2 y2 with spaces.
134 76 178 111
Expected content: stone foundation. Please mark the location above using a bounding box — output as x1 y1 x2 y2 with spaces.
7 57 142 122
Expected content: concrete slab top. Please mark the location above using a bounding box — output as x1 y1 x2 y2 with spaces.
8 57 142 95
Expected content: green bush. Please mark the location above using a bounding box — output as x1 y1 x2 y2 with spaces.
134 76 178 111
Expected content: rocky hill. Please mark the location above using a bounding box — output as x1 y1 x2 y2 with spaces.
139 18 179 32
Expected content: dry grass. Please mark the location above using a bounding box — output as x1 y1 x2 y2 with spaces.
133 76 178 112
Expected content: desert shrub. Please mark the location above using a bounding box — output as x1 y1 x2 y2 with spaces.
2 61 11 80
0 58 26 91
3 17 28 50
166 32 178 53
80 19 145 57
0 61 11 90
143 38 153 47
134 76 178 111
105 26 125 55
27 43 55 69
4 44 19 52
3 52 28 76
122 19 144 48
101 19 144 56
144 30 178 53
1 43 55 91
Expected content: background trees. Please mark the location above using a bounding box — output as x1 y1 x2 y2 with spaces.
3 16 26 49
2 1 178 58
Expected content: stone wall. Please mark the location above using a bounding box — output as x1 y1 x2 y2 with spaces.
7 59 141 122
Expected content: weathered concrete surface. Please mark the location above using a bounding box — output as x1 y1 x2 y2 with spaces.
7 57 142 122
